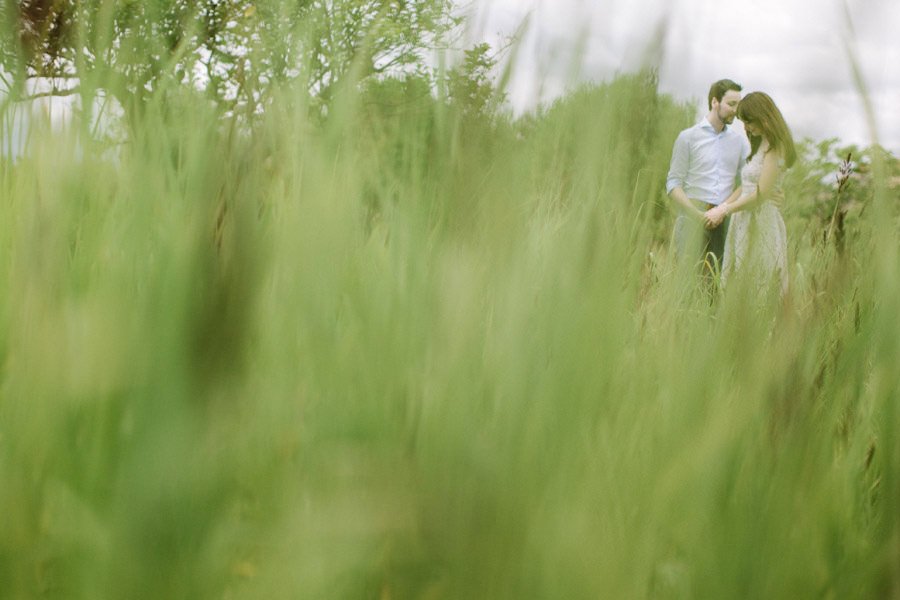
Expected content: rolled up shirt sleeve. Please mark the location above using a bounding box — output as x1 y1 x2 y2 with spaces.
666 130 690 195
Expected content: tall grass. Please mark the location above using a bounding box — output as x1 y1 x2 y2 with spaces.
1 21 899 600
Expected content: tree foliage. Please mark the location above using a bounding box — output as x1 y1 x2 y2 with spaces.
0 0 457 121
779 138 900 256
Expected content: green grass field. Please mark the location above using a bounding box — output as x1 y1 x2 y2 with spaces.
1 28 899 599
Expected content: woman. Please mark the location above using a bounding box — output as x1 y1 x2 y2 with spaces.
703 91 796 297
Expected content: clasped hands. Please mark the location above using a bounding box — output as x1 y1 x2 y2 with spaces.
702 204 728 229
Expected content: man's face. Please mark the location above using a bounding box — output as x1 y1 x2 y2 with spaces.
715 90 741 125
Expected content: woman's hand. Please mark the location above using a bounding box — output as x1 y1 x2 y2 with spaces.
704 205 728 229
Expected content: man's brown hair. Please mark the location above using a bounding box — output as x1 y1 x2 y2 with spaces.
708 79 742 110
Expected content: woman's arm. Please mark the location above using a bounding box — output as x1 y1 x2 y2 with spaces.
722 149 782 214
705 149 782 228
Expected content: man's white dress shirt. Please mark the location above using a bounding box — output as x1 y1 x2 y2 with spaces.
666 118 750 206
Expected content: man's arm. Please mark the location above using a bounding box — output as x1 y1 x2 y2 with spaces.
668 186 705 221
666 131 704 221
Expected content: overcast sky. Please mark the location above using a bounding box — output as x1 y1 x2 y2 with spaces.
467 0 900 153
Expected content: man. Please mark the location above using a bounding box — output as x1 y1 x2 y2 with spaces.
666 79 750 272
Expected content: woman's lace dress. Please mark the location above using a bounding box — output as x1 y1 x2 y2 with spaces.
722 148 789 296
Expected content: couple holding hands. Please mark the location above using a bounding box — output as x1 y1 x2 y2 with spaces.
666 79 796 297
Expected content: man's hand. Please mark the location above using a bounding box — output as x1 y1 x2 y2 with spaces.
704 205 728 229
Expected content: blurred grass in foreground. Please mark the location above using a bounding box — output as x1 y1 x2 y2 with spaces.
1 26 900 600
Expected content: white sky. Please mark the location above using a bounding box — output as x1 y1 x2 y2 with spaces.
467 0 900 153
